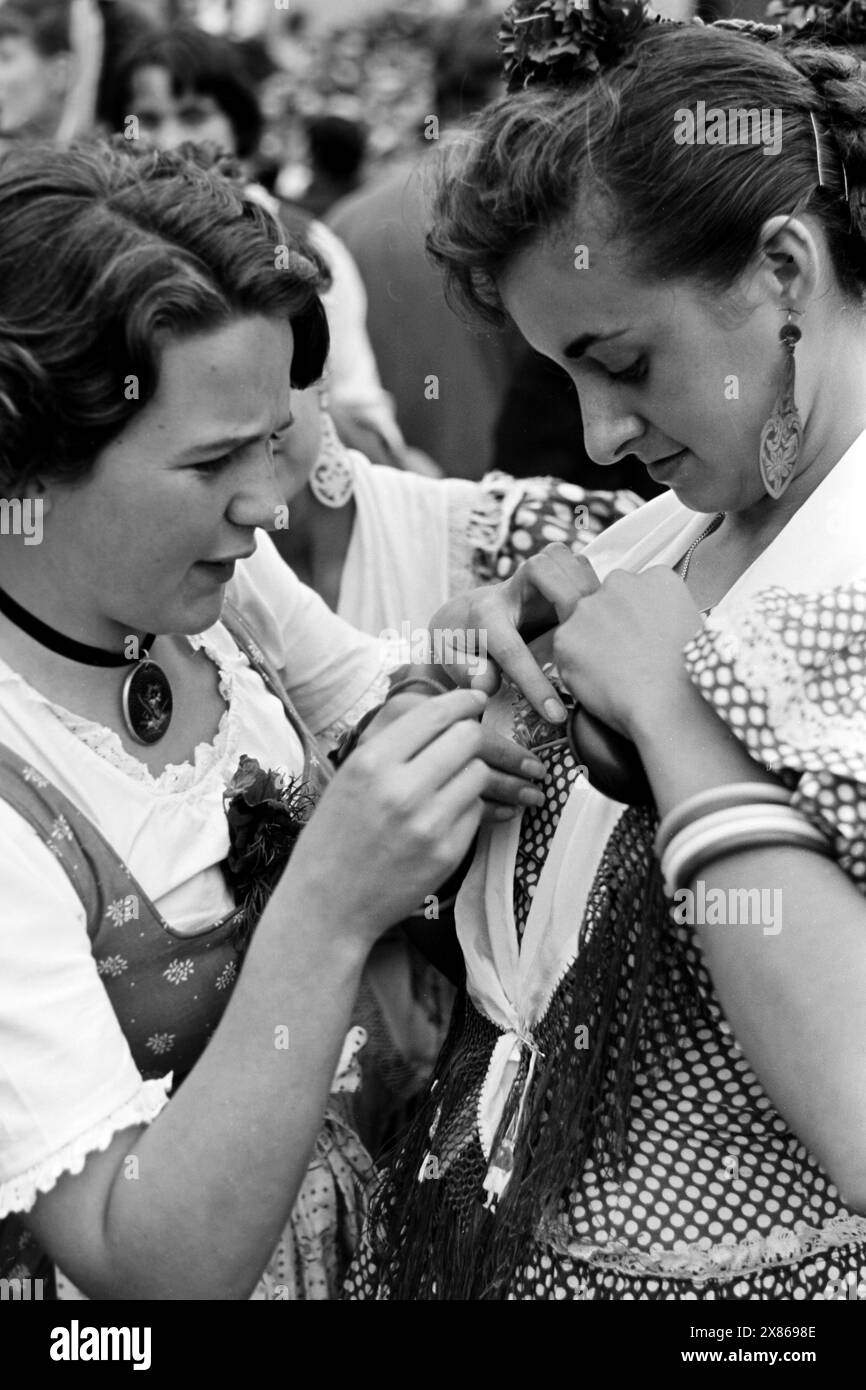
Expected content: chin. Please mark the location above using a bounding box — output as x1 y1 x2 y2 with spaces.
161 591 226 637
668 480 726 514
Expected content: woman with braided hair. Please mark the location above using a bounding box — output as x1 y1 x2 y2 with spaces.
346 4 866 1301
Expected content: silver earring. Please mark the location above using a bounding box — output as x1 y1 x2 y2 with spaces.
309 404 354 508
759 309 803 501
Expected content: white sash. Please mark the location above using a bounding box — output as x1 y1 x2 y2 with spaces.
457 428 866 1162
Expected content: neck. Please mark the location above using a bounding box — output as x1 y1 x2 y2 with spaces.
726 394 866 549
271 490 355 607
0 542 143 651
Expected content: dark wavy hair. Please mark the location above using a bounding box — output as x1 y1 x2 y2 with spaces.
0 0 70 54
102 22 264 160
0 140 329 490
427 25 866 325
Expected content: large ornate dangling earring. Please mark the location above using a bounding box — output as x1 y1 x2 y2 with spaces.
309 392 355 508
758 309 803 501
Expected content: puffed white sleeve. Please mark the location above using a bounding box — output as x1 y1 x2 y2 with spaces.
0 804 171 1218
226 532 396 745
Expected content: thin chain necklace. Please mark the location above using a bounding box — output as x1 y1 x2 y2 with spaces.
678 512 725 583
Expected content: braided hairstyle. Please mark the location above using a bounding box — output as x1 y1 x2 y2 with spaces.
427 23 866 324
785 41 866 237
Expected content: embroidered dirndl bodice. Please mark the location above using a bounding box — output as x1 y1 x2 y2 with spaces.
0 607 366 1298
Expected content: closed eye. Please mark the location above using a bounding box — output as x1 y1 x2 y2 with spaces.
606 357 647 384
192 449 238 476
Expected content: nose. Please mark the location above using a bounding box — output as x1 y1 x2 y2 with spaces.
576 375 645 467
226 443 287 532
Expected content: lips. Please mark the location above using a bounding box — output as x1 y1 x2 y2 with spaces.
646 448 688 478
196 549 255 583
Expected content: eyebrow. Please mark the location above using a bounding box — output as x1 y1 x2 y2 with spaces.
563 329 628 360
176 418 295 462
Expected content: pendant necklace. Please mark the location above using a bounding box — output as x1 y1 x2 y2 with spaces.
0 584 173 745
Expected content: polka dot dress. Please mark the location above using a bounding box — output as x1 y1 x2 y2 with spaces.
468 475 643 585
345 581 866 1300
686 580 866 886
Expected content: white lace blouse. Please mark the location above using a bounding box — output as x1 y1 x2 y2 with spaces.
0 533 389 1218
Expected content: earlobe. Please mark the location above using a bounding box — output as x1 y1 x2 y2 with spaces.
28 480 52 517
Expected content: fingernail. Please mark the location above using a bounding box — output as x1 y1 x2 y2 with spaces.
519 787 547 807
521 757 547 778
470 689 488 705
493 806 517 821
544 698 567 723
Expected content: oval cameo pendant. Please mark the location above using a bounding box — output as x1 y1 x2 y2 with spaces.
122 660 173 745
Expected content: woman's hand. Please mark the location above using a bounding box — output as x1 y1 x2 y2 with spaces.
430 544 600 723
361 693 546 821
287 689 520 939
553 566 704 740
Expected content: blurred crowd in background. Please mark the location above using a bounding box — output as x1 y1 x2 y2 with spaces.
0 0 769 492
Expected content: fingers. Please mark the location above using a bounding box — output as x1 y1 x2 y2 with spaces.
477 731 546 807
407 714 487 792
477 621 568 725
514 545 601 624
480 768 547 808
482 730 546 782
359 687 487 763
425 758 490 834
446 655 501 696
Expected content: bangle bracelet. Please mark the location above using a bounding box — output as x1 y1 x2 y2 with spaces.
655 782 792 861
669 826 833 896
662 805 810 889
663 808 832 893
664 806 832 889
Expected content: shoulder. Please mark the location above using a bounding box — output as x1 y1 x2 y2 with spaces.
224 531 386 735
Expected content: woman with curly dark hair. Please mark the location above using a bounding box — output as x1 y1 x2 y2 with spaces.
346 2 866 1301
0 139 543 1299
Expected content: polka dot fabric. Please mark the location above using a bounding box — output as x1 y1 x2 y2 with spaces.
467 474 643 584
345 582 866 1300
346 827 866 1300
686 581 866 889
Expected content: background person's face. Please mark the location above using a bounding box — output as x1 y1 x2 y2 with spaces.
128 65 237 154
0 34 67 139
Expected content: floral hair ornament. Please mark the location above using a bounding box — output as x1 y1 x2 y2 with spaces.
766 0 866 45
500 0 661 91
500 0 782 91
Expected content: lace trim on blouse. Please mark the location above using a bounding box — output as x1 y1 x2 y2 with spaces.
0 634 237 795
317 665 393 751
447 482 500 598
704 596 866 761
540 1212 866 1283
0 1075 172 1218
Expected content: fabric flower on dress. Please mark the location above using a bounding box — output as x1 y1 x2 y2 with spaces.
222 754 316 954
